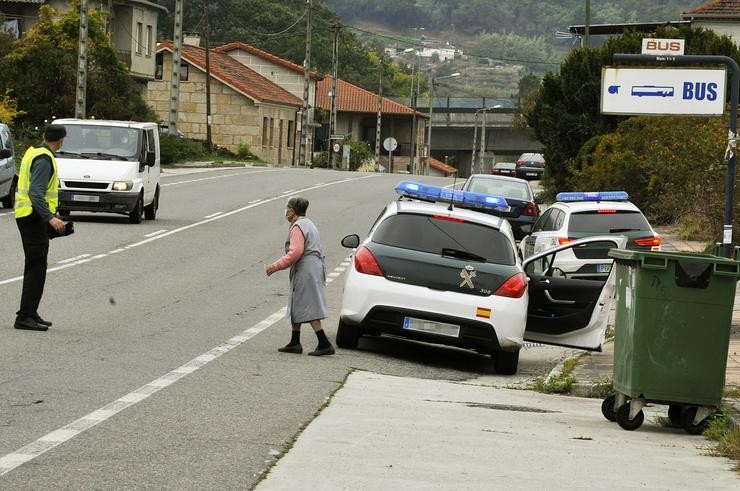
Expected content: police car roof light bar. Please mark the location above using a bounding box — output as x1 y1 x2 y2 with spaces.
555 191 629 202
395 181 511 212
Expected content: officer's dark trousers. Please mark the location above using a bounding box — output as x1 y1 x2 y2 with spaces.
16 212 49 319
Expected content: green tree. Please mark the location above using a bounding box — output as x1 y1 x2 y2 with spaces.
524 25 740 195
0 2 157 125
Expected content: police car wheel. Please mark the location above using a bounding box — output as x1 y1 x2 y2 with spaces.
492 350 519 375
336 319 360 349
1 180 14 208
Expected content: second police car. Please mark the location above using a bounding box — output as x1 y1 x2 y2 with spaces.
337 182 626 375
521 191 660 280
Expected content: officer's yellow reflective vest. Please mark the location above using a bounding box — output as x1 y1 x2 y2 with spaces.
15 146 58 218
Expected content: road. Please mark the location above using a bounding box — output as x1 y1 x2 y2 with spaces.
0 168 571 489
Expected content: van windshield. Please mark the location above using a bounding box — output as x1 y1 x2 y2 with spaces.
59 125 141 161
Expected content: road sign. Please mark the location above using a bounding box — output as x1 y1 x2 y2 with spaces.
641 38 685 56
329 134 344 140
383 137 398 152
332 143 340 153
601 67 726 116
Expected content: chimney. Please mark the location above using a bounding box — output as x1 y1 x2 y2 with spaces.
183 33 200 47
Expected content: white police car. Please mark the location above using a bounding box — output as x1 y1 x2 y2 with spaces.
521 191 660 280
338 182 626 374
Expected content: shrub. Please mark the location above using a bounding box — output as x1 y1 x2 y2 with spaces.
236 143 258 160
159 134 205 165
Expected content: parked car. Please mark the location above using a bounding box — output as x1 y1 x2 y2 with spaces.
460 174 539 240
515 152 546 180
492 162 516 177
337 181 624 375
521 191 661 280
0 123 16 209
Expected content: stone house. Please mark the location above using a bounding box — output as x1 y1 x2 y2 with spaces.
314 76 428 173
150 41 302 165
682 0 740 41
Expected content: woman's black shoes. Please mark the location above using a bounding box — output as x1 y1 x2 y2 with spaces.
14 317 48 331
308 345 335 356
278 343 303 354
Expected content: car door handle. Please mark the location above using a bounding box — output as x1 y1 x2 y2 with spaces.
545 290 576 305
540 278 550 284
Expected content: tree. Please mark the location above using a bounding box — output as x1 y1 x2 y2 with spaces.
524 25 740 196
0 2 156 126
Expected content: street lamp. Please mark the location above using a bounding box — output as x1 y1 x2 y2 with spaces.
425 71 460 176
478 104 501 174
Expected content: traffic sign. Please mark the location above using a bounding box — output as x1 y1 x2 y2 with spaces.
332 143 340 153
601 67 726 116
329 134 344 140
641 38 685 56
383 137 398 152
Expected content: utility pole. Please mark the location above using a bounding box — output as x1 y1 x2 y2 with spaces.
203 1 213 152
297 0 312 167
375 57 384 172
479 108 487 174
168 0 184 136
584 0 591 48
329 24 340 169
106 0 114 36
409 52 419 174
75 0 89 119
471 111 478 175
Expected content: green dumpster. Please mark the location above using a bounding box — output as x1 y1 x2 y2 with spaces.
601 249 740 433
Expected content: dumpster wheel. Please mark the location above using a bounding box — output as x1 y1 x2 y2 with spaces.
601 395 617 422
616 403 644 431
667 405 683 426
681 406 710 435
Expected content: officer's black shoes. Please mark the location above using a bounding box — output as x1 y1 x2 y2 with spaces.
32 315 52 327
308 344 335 356
278 343 303 354
14 317 48 331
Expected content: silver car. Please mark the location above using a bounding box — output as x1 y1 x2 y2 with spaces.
0 123 16 209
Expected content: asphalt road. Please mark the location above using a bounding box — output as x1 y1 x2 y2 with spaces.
0 168 569 489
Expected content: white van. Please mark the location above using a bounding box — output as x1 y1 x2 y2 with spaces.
53 119 160 223
0 123 16 209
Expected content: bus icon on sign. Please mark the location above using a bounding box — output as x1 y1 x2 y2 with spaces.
631 85 675 97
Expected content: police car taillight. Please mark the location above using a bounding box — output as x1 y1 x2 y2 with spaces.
634 236 662 247
555 191 629 202
558 237 573 245
432 214 466 223
354 247 384 276
521 202 539 217
493 272 527 298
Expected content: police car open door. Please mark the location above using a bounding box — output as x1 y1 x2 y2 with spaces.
522 235 627 351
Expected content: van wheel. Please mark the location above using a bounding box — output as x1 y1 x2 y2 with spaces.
58 209 70 217
144 187 159 220
1 179 15 208
129 194 143 224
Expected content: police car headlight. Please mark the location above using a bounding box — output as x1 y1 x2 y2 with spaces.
112 181 133 191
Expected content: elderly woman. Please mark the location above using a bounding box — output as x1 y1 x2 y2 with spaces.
265 197 334 356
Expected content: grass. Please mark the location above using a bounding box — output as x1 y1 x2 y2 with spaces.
530 356 580 394
725 386 740 399
703 407 740 473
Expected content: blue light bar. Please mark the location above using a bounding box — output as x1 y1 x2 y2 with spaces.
555 191 629 202
395 181 510 212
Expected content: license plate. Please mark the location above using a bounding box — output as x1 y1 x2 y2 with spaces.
526 172 538 176
72 194 99 202
403 317 460 337
596 263 612 273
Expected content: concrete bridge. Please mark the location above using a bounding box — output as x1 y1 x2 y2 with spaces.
411 97 544 176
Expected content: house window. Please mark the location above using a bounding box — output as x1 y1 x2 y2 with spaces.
279 120 284 148
262 117 269 146
180 63 189 81
136 22 143 55
155 53 163 79
146 25 153 57
287 120 294 148
269 118 275 147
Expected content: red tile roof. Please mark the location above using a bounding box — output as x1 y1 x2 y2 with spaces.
683 0 740 18
157 41 302 107
213 41 320 79
316 76 426 117
428 156 457 175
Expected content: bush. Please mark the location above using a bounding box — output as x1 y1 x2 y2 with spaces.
346 140 373 171
159 134 205 165
236 143 258 160
311 152 329 168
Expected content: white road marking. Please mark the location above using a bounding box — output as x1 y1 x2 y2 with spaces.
0 175 378 287
57 254 91 264
204 212 223 219
248 200 261 204
0 307 288 477
0 211 12 217
144 229 167 238
160 169 277 188
109 249 125 254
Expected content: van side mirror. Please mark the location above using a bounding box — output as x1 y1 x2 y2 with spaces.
0 149 11 159
341 234 360 248
145 151 156 166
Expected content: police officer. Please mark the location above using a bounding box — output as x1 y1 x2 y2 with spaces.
14 124 67 331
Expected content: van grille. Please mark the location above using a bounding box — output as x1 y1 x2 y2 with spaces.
64 181 109 190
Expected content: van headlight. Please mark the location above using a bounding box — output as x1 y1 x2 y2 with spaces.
112 181 133 191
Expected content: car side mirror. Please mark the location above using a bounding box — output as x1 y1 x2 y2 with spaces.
145 151 156 166
0 149 11 159
341 234 360 248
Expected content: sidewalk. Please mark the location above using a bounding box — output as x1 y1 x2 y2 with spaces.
570 232 740 427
